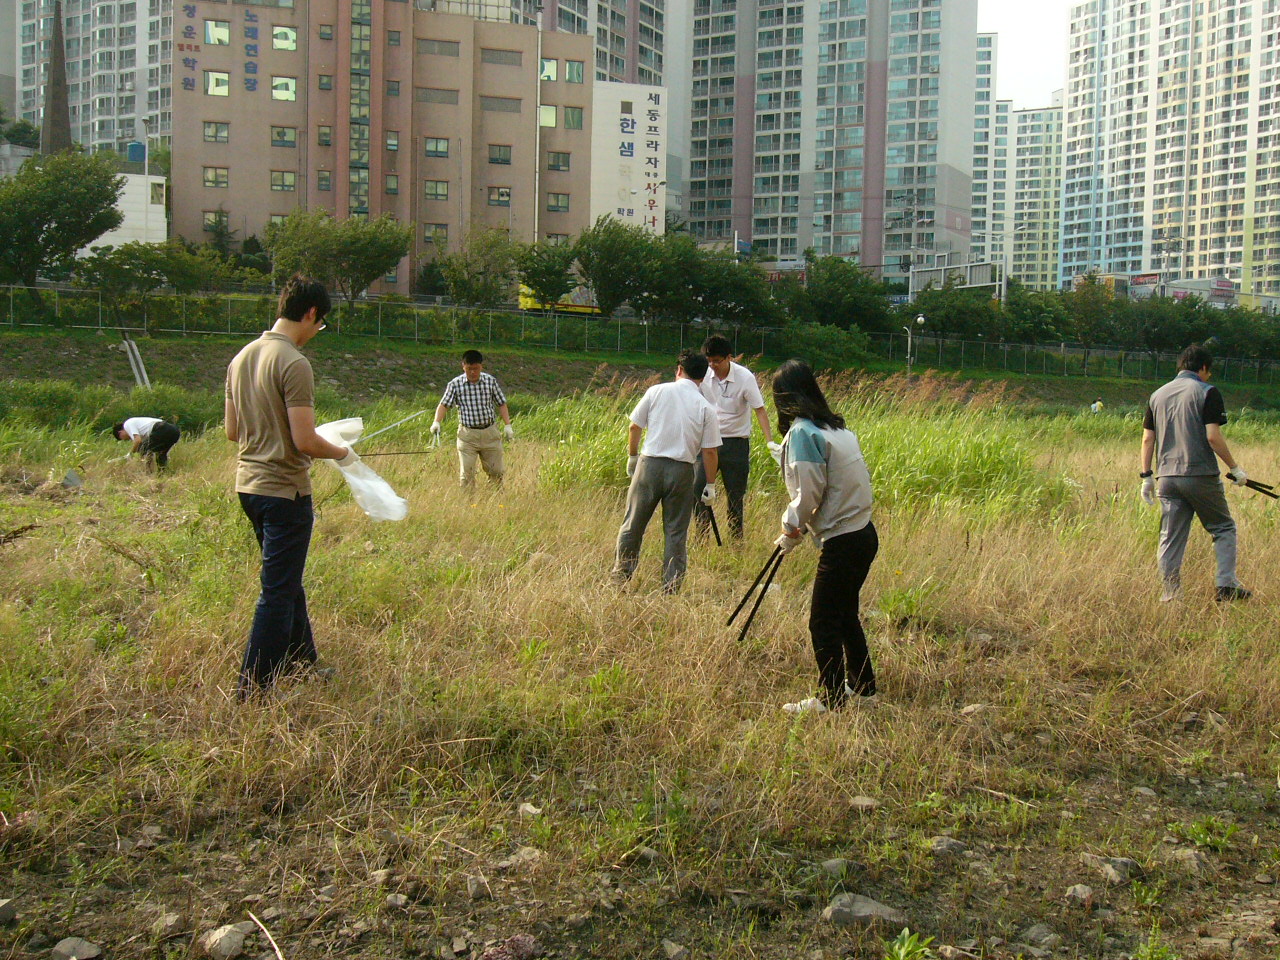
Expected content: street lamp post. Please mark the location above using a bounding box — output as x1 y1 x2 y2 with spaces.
904 313 924 376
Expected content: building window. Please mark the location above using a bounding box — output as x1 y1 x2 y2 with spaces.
415 87 460 104
387 29 400 45
384 269 398 283
204 20 230 45
418 38 460 56
386 174 399 195
270 170 297 191
540 58 557 81
272 25 297 50
203 166 229 188
317 74 332 91
538 105 556 127
319 23 334 39
386 131 399 151
564 106 584 129
489 144 512 165
204 70 229 96
488 186 511 207
317 170 332 191
270 214 288 225
480 96 522 113
547 193 569 212
317 125 332 146
481 48 523 66
203 121 229 143
424 180 449 200
274 76 299 100
203 210 229 231
547 151 570 171
424 223 448 243
547 233 570 245
566 60 584 83
271 126 297 147
386 80 400 97
425 137 449 158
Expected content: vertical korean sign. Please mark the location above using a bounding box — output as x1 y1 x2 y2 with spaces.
590 82 667 235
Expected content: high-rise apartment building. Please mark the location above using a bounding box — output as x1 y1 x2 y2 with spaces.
1062 0 1280 300
1 0 18 117
17 0 173 151
969 34 1012 274
1010 94 1062 291
684 0 978 281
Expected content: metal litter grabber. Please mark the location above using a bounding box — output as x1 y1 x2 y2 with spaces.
728 545 784 643
1225 474 1279 500
707 505 723 546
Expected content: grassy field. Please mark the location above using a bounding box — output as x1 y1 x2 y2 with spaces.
2 358 1280 959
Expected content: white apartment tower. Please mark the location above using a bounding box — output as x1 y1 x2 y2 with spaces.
970 32 1009 268
1062 0 1280 300
17 0 173 151
1011 93 1063 291
685 0 978 277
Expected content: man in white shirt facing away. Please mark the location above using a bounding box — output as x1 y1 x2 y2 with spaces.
613 351 722 593
113 416 182 470
693 334 774 539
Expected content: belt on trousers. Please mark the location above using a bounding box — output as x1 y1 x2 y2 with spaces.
461 422 494 430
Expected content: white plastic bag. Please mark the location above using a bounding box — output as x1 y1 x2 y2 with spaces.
316 418 409 522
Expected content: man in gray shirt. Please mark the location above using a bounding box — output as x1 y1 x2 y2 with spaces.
1140 343 1250 601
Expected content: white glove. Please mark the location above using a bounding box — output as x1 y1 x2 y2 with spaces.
626 454 639 478
1228 466 1248 486
700 482 717 505
1140 476 1156 505
775 531 802 554
336 447 360 468
767 441 783 466
503 424 515 442
430 421 441 437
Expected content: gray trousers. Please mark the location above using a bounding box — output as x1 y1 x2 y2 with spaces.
613 456 697 591
1157 475 1238 588
694 436 750 538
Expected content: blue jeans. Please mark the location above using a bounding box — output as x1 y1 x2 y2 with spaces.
238 492 316 698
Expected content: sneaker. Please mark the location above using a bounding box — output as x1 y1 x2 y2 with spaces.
782 697 829 715
1215 585 1252 602
1160 578 1181 603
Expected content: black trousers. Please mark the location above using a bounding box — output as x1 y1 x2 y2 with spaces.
140 422 181 467
809 522 878 706
237 492 317 698
694 436 750 538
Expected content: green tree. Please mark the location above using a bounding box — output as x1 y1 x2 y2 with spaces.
0 151 124 301
573 216 654 317
2 119 40 149
518 241 578 310
1001 280 1069 343
438 227 520 308
790 254 891 332
415 257 449 297
1063 274 1120 363
903 279 996 340
265 210 410 302
75 242 173 325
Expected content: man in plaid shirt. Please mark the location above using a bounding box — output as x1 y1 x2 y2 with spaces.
431 350 514 487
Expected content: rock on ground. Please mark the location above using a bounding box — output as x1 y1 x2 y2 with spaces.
662 939 689 960
476 933 542 960
200 924 246 959
820 894 907 930
1064 884 1094 907
0 899 15 924
930 836 968 856
51 939 102 960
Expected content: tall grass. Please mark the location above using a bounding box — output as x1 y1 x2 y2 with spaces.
1 371 1279 957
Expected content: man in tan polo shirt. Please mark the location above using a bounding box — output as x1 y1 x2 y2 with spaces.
224 275 355 699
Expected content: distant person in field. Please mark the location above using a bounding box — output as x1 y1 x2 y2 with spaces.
224 275 356 699
692 334 775 540
772 359 878 714
431 349 514 488
1140 343 1250 602
1090 398 1104 414
613 351 721 594
113 416 181 469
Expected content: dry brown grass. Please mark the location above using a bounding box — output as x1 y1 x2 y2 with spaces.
2 385 1280 958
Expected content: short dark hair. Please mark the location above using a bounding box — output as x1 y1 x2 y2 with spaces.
111 421 126 439
772 358 845 435
462 349 484 365
678 351 709 381
702 334 732 359
1179 343 1213 373
277 275 331 323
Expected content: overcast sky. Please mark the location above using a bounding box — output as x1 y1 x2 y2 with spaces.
977 0 1071 110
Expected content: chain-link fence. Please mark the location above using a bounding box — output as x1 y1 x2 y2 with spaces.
868 332 1280 386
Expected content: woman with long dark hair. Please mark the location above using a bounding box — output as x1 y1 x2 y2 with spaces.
772 359 878 713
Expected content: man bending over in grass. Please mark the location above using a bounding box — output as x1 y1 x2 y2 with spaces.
1140 342 1251 602
113 416 181 470
224 275 356 700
